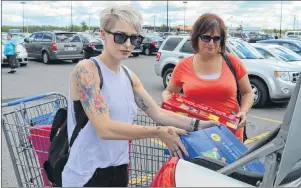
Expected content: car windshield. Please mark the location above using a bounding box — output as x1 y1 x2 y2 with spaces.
55 33 77 43
271 46 301 62
83 35 99 43
228 39 264 59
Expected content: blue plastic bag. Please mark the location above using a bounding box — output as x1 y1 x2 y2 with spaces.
164 125 265 173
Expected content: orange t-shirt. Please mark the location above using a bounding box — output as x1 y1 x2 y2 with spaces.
170 53 248 141
171 53 247 114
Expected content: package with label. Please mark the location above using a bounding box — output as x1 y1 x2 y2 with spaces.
161 94 240 134
164 125 265 173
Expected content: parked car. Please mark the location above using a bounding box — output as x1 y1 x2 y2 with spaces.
251 43 301 67
77 33 103 59
155 36 301 107
248 34 275 43
256 39 301 56
151 77 301 187
1 37 28 66
23 31 84 64
228 32 250 42
141 35 164 55
283 30 301 40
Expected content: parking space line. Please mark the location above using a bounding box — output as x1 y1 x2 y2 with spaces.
249 115 282 124
244 132 269 145
129 173 154 185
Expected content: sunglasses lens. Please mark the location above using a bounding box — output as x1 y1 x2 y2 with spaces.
213 36 222 42
114 33 128 44
131 36 142 46
201 35 211 42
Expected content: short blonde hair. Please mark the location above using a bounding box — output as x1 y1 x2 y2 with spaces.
100 5 143 34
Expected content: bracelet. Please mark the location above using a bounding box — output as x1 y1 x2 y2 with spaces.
194 119 200 131
189 118 196 132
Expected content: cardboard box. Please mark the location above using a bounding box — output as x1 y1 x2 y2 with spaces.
164 125 265 173
161 94 239 134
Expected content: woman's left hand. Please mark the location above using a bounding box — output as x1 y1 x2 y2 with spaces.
236 111 247 128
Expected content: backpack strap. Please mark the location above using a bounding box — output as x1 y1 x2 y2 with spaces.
90 57 104 90
69 58 103 148
121 64 133 87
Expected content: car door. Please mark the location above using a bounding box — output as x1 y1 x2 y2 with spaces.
32 33 44 58
24 33 36 56
179 40 196 58
55 33 83 58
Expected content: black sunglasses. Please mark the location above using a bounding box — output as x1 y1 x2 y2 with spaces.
199 35 223 43
104 29 144 46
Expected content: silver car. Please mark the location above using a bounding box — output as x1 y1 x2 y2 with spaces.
155 36 301 108
251 43 301 67
23 31 84 64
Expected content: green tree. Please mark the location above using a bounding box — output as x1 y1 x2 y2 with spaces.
80 21 88 31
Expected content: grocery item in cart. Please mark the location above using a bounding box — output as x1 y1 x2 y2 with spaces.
164 125 265 174
161 94 240 134
28 125 52 186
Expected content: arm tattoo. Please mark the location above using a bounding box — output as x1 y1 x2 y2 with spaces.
76 65 108 114
135 97 149 111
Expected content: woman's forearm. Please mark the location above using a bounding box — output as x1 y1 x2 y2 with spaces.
98 120 160 140
151 108 193 131
240 92 254 113
161 90 173 101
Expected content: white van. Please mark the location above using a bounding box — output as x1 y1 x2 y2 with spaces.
283 31 301 40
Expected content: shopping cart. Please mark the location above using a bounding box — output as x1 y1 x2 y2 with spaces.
2 93 169 187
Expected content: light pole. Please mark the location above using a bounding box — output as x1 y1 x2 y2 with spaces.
153 15 156 32
293 15 296 30
280 0 283 38
167 0 169 32
183 1 187 32
21 2 25 32
71 0 73 31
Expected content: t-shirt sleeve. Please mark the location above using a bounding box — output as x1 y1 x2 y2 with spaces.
227 53 247 80
170 59 185 87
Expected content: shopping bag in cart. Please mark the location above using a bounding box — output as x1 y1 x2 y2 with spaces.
164 125 265 174
28 124 52 186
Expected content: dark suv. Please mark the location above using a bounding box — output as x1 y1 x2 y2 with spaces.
23 31 84 64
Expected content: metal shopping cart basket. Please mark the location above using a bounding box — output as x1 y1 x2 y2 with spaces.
2 93 169 187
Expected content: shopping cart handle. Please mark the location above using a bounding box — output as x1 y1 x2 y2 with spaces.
2 92 66 107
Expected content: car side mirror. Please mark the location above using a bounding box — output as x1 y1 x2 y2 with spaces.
24 38 29 43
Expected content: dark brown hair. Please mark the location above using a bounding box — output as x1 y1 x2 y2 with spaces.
191 13 227 53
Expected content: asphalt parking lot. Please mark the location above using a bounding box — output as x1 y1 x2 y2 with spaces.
1 55 288 187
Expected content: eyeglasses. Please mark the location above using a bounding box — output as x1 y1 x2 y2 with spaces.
199 35 223 43
104 29 144 46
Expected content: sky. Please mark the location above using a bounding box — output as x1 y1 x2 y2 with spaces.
1 1 301 30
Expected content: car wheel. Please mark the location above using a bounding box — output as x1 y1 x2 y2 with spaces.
163 68 174 88
83 51 88 59
72 59 80 63
132 53 139 57
250 78 268 108
20 63 27 66
42 52 50 64
144 48 151 56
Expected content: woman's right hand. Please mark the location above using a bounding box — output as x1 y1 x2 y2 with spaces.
157 126 189 159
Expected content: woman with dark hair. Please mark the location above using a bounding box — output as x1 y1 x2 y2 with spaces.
4 33 18 73
162 13 254 142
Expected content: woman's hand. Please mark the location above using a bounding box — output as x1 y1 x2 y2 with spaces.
157 126 189 159
236 111 247 128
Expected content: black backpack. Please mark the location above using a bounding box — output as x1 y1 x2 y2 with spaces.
43 58 133 186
